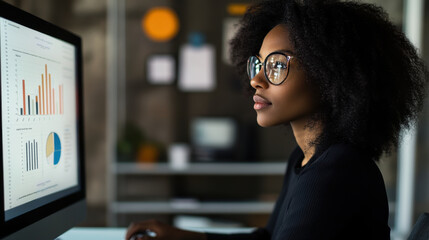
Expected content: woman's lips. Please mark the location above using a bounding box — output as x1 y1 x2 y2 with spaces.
253 95 272 110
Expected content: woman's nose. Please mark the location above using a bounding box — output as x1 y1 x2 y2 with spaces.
250 70 269 90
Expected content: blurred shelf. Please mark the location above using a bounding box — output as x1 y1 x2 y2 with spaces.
111 201 276 214
112 200 396 215
113 162 287 175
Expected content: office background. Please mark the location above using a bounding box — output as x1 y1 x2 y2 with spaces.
3 0 429 238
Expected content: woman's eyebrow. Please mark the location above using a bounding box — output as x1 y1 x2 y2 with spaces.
281 49 295 55
274 49 295 55
258 49 295 58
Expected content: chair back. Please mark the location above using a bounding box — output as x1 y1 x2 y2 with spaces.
408 213 429 240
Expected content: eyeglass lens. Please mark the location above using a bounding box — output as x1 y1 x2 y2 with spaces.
247 53 290 85
265 54 289 85
247 56 261 80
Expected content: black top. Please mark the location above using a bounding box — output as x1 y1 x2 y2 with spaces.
206 144 390 240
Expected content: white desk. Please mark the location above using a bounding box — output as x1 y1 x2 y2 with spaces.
57 227 254 240
58 228 127 240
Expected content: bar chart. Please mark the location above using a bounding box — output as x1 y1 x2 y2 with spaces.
25 140 39 171
20 64 64 116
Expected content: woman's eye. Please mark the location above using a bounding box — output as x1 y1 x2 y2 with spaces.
269 61 287 69
274 61 287 69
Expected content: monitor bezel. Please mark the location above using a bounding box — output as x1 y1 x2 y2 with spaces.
0 1 85 238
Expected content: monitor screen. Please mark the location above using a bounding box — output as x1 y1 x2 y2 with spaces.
192 118 237 149
191 117 238 161
0 2 85 239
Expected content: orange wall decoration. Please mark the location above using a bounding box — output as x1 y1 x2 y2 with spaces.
142 7 179 42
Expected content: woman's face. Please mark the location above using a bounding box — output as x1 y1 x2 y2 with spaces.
250 24 319 127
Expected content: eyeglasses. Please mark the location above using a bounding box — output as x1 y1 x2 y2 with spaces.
247 51 294 85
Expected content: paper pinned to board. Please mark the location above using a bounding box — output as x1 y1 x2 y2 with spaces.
178 44 216 92
147 55 175 84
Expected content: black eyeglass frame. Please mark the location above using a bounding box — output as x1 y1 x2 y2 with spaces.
247 51 294 86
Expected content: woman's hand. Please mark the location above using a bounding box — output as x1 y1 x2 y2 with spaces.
125 220 207 240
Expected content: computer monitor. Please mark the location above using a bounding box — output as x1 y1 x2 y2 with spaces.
191 117 238 161
0 2 85 239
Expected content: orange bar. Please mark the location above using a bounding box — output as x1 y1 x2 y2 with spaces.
38 86 41 115
53 89 55 114
41 74 44 115
45 65 48 114
49 73 52 115
22 80 26 115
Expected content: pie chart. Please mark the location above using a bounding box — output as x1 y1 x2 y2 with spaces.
46 132 61 165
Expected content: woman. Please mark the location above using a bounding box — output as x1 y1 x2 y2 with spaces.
126 0 428 239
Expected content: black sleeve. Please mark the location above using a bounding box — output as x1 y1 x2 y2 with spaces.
205 228 271 240
274 166 365 239
273 145 390 239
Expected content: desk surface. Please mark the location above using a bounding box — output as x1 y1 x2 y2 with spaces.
57 227 254 240
58 228 126 240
